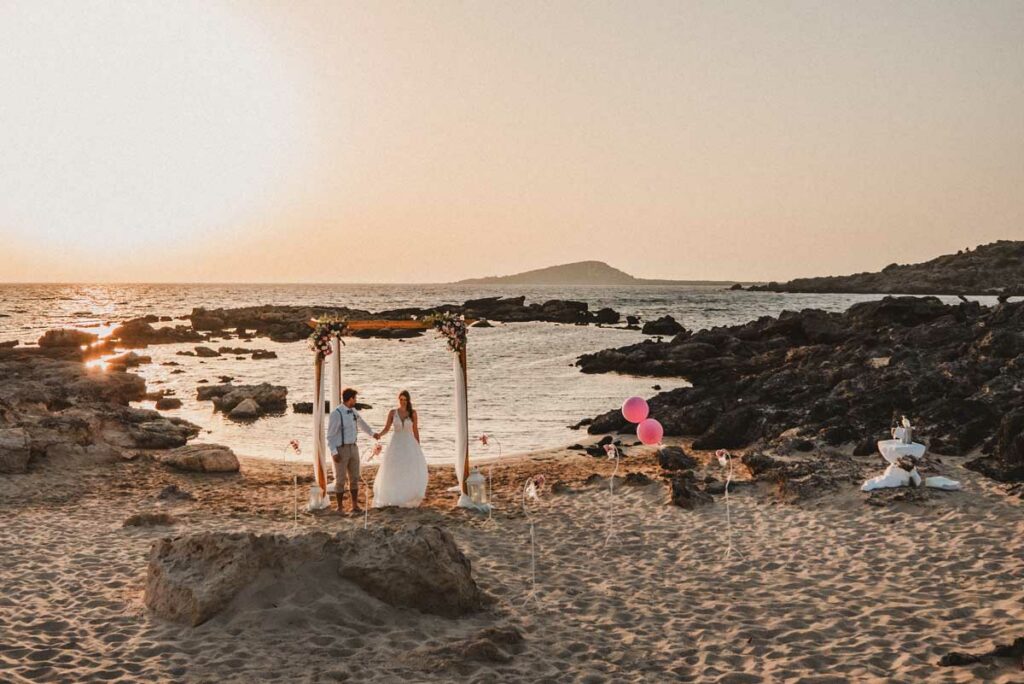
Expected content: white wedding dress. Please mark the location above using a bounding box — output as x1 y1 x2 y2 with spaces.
372 410 429 508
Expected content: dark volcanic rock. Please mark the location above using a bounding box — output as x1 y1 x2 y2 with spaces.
579 297 1024 482
667 471 713 509
741 451 864 503
657 446 698 471
966 409 1024 482
180 296 626 344
692 407 762 450
939 636 1024 668
642 315 685 336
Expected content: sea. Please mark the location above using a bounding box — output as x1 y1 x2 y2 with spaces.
0 284 999 464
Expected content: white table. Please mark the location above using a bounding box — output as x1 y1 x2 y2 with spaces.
877 439 926 464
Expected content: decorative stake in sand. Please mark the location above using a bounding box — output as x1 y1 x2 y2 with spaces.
715 449 742 560
283 440 302 526
603 443 621 547
521 474 546 606
362 441 383 530
478 434 502 523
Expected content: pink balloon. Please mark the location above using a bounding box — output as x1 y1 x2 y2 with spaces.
621 396 649 423
636 418 664 445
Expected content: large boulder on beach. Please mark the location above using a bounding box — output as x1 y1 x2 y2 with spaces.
145 527 484 626
0 428 31 473
37 329 97 348
157 444 240 473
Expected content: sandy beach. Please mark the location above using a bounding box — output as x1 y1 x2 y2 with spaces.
1 441 1021 683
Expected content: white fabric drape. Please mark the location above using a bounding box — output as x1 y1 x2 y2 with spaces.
454 351 471 506
309 356 329 509
330 337 342 409
328 337 343 488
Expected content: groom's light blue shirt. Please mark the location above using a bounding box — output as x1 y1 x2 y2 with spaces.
327 406 373 454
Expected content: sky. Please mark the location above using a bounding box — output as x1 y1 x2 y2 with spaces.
1 0 1022 284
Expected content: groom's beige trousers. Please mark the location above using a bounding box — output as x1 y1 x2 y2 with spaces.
332 444 361 493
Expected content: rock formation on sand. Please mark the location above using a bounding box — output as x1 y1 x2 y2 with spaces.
145 526 485 626
0 346 201 472
579 296 1024 482
744 240 1024 296
156 444 240 473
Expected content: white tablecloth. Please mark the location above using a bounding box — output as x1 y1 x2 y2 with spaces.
877 439 926 464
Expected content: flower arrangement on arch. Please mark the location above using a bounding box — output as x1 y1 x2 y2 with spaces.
308 316 348 358
425 311 467 354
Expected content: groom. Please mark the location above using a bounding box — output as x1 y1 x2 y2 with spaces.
326 388 376 514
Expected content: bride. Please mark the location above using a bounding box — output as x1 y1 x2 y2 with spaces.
372 390 429 508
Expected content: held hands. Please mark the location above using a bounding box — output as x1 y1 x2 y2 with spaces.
372 433 380 440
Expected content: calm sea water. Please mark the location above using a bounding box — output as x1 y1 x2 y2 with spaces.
0 284 999 463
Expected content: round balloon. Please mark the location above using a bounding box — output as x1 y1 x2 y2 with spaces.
636 418 664 445
621 396 649 423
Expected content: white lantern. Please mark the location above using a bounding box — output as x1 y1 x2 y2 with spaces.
466 469 488 507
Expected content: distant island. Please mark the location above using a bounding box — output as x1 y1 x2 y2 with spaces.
455 260 735 287
743 240 1024 297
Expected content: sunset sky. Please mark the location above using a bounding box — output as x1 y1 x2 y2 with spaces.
1 0 1022 283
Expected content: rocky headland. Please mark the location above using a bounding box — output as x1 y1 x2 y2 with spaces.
579 296 1024 483
0 345 200 473
742 240 1024 296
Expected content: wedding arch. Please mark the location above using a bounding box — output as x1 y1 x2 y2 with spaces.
307 315 475 508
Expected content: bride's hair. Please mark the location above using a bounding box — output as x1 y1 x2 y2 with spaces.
399 390 413 419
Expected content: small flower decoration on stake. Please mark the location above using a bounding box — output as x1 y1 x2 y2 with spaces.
284 440 302 526
521 474 546 606
603 443 621 546
715 449 742 561
478 434 502 522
